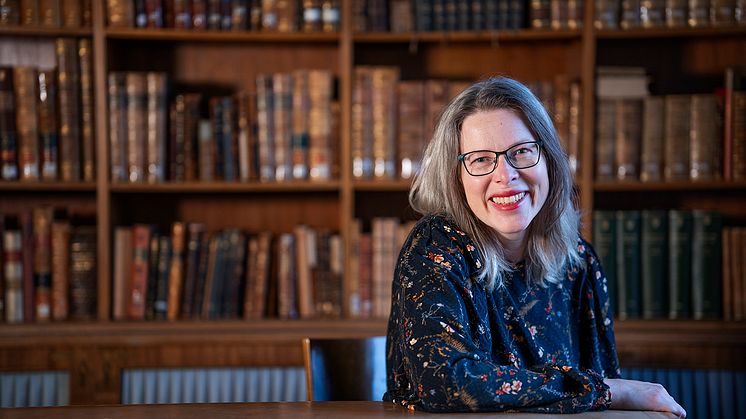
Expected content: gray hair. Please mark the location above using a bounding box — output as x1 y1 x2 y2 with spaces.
409 76 581 290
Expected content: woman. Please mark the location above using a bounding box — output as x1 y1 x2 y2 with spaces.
384 77 685 416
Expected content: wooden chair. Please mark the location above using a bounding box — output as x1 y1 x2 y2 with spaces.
302 336 387 401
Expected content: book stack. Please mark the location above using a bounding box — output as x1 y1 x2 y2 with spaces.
0 0 92 27
1 208 97 324
593 209 726 320
595 0 746 29
111 222 343 321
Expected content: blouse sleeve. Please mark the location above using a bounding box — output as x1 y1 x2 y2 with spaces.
389 220 611 413
576 240 621 379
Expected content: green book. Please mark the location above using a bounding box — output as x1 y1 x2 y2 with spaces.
668 210 692 319
691 210 723 320
593 210 617 317
641 210 668 319
616 210 641 320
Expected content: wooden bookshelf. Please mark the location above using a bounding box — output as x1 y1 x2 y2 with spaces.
1 0 745 406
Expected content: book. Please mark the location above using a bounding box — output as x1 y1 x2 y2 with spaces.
307 70 332 181
69 225 96 320
129 224 152 320
107 0 134 26
50 210 70 321
2 215 23 323
620 0 642 29
0 67 17 181
126 72 147 183
351 66 373 179
641 210 667 319
640 96 664 182
687 0 709 27
167 222 185 321
32 206 53 322
61 0 82 27
663 95 691 181
14 67 39 181
668 210 692 319
153 235 172 319
397 81 425 180
595 99 616 181
108 72 128 182
614 98 643 181
37 69 59 181
112 226 132 321
56 38 81 182
78 39 95 182
640 0 665 27
180 222 204 319
593 211 618 316
665 0 687 27
146 72 168 183
689 94 722 181
371 67 399 179
616 210 641 320
595 0 620 29
691 210 722 320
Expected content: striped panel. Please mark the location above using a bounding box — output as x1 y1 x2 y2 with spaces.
0 371 69 407
121 367 307 404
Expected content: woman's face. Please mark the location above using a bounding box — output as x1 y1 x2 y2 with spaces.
459 109 550 245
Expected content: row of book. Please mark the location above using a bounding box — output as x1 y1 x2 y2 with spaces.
0 39 96 182
108 69 336 183
0 0 91 27
595 0 746 29
1 208 97 324
353 0 584 33
352 67 582 180
107 0 340 32
112 223 343 321
595 93 726 182
592 210 731 321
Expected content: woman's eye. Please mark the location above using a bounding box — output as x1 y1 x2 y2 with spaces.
473 156 493 164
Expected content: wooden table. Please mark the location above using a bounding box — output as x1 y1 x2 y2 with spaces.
0 401 679 418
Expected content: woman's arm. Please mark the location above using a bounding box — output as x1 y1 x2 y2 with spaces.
605 378 686 417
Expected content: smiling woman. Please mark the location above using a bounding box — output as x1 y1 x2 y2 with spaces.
384 77 687 417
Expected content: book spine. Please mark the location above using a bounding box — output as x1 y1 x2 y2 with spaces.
180 223 204 319
0 67 18 181
595 98 616 181
614 98 643 180
689 94 722 181
641 96 664 181
108 72 127 182
126 72 147 183
616 210 641 320
129 224 151 320
397 81 425 180
371 67 398 180
3 219 24 323
79 39 95 182
167 222 185 321
146 72 168 183
663 94 691 181
37 69 59 181
154 235 172 319
56 38 81 182
61 0 81 26
641 210 668 319
32 206 53 322
691 210 723 319
69 226 96 320
14 67 39 181
112 226 132 321
593 210 617 317
51 214 70 320
667 210 692 319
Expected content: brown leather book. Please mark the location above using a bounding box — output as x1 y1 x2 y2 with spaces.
396 81 425 180
19 0 38 25
126 72 147 183
78 39 95 182
50 209 70 321
32 206 53 322
308 69 332 181
663 94 690 181
107 0 134 26
37 69 59 181
61 0 81 27
595 98 616 181
14 67 39 181
69 225 96 320
167 222 185 321
39 0 61 26
641 96 664 182
614 98 643 181
108 72 128 182
689 94 721 181
56 38 81 182
146 72 167 183
112 226 132 321
0 67 17 181
3 215 24 323
128 224 152 320
371 67 399 180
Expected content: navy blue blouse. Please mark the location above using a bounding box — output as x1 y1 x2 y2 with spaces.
384 214 620 413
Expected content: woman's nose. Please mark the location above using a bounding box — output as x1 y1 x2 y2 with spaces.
491 155 518 183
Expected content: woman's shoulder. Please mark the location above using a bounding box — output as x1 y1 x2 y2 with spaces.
574 236 600 266
405 214 482 273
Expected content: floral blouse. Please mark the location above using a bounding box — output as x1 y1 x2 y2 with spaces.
384 214 620 413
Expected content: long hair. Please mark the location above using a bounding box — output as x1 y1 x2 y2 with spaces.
409 76 581 290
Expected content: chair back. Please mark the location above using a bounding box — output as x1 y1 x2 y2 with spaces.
302 336 387 401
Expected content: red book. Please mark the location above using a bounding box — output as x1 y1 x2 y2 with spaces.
128 224 152 320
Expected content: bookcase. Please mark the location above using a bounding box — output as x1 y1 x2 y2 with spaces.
1 0 745 407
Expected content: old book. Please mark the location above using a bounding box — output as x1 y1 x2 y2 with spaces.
37 69 59 181
553 75 570 167
134 0 147 27
201 233 222 319
112 226 132 321
0 67 17 180
166 222 185 321
423 79 448 156
308 70 332 181
213 96 237 181
14 67 39 181
567 81 581 175
594 210 618 317
290 70 310 180
192 0 207 28
56 38 81 182
301 0 321 31
351 66 373 179
397 81 425 180
294 224 315 318
326 233 343 317
640 96 664 182
230 0 249 30
69 225 96 320
689 94 722 181
722 67 743 180
663 95 690 181
667 210 692 319
0 0 20 25
733 228 745 320
236 91 255 181
595 99 616 181
81 0 91 25
665 0 687 27
620 0 641 29
78 39 94 182
710 0 737 26
128 224 152 320
260 0 277 30
170 94 187 181
61 0 81 26
615 98 643 181
641 210 667 319
19 0 37 24
722 228 733 320
143 232 159 320
32 206 53 322
594 0 619 28
616 210 641 320
691 210 722 320
223 228 246 318
371 67 399 179
146 72 167 183
530 0 550 28
256 74 275 181
731 91 746 180
389 0 412 31
50 209 70 321
197 118 214 181
108 72 128 183
3 215 23 323
549 0 567 29
243 233 258 317
248 231 272 319
180 223 204 318
687 0 709 26
126 72 146 183
145 0 164 27
566 0 583 28
172 0 191 28
20 210 33 322
153 234 172 320
640 0 665 27
39 0 61 26
107 0 134 26
272 73 292 181
276 232 297 319
359 231 372 318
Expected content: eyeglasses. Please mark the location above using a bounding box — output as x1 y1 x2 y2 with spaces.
457 141 543 176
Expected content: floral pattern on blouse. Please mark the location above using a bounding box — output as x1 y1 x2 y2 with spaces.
384 214 620 413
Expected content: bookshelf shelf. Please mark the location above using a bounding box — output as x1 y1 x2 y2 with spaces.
0 181 97 192
104 28 340 43
596 26 746 40
109 181 342 194
0 26 92 37
353 29 582 43
593 180 746 192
